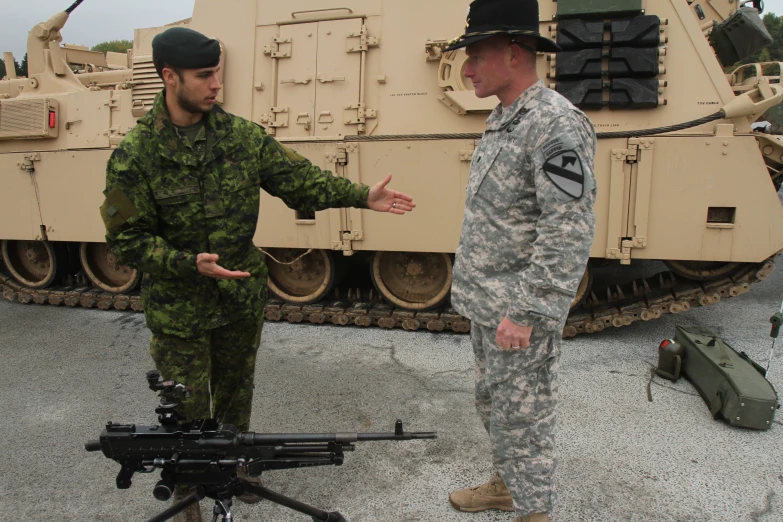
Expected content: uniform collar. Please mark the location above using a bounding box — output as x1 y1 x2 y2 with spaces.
485 79 545 131
147 90 235 164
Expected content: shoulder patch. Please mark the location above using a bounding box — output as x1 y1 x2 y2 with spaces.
100 187 138 234
542 150 584 199
536 132 577 164
540 137 567 161
280 143 307 164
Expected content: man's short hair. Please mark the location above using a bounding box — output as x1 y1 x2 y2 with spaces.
153 56 182 80
508 35 537 55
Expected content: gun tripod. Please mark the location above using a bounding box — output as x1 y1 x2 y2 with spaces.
147 478 346 522
86 372 435 522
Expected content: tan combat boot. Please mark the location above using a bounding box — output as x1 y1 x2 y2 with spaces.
449 472 514 512
513 514 549 522
235 467 264 504
171 488 203 522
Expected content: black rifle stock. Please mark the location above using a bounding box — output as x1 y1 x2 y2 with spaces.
85 371 436 522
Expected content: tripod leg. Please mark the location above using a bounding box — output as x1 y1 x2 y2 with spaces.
146 488 205 522
244 484 347 521
212 499 233 522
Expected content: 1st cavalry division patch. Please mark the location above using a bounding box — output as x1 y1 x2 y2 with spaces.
542 150 584 199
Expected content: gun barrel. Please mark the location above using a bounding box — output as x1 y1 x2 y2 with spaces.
85 440 102 452
239 431 437 445
356 432 438 441
65 0 84 14
240 433 360 445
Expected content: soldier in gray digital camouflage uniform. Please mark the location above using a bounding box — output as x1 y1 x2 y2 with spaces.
445 1 597 521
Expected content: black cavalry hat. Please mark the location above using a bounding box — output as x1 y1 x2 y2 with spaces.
444 0 561 53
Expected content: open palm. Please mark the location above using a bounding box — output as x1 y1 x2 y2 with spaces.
367 174 416 215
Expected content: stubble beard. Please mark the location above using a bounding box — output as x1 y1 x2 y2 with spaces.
176 86 210 115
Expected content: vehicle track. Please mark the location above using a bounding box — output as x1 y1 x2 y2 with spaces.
1 256 774 338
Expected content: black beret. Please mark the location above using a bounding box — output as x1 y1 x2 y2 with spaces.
152 27 221 69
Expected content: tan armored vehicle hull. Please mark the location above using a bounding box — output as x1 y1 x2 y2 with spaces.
1 0 782 335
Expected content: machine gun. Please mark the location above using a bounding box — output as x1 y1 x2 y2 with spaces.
85 370 437 522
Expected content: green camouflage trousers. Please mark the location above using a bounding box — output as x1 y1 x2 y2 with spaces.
471 321 560 516
150 315 264 432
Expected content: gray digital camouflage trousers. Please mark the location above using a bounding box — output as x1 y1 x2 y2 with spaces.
149 316 264 432
471 321 561 516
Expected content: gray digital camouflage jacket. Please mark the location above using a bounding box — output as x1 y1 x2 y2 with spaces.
451 80 597 330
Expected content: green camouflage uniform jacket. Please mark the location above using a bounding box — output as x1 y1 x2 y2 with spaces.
451 80 597 329
101 91 369 338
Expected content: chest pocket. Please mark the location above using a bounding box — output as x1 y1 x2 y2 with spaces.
474 145 533 213
219 144 259 194
153 184 204 228
467 147 501 199
221 167 257 194
214 154 259 223
153 184 201 205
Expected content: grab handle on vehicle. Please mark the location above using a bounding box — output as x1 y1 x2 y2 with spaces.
292 8 353 18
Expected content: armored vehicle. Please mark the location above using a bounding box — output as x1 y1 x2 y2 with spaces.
2 0 783 336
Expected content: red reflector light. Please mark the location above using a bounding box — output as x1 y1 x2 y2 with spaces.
49 111 56 128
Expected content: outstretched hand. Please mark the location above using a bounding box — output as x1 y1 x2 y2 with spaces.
197 253 251 280
367 174 416 215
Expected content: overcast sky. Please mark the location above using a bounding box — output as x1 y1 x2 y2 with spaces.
2 0 783 62
1 0 195 60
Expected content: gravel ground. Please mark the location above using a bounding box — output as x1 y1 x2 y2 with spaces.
0 267 782 522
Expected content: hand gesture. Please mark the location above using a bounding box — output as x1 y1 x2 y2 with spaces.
196 253 251 280
367 174 416 215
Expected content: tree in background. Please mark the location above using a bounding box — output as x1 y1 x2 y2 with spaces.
742 12 783 64
91 40 133 55
722 13 783 83
1 40 129 79
0 56 25 78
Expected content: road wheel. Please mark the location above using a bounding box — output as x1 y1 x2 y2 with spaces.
2 239 62 288
79 242 140 293
265 248 337 304
371 251 452 311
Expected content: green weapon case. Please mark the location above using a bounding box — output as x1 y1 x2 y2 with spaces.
675 325 778 430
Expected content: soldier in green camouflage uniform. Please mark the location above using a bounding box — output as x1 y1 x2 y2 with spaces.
445 2 596 522
100 27 414 441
